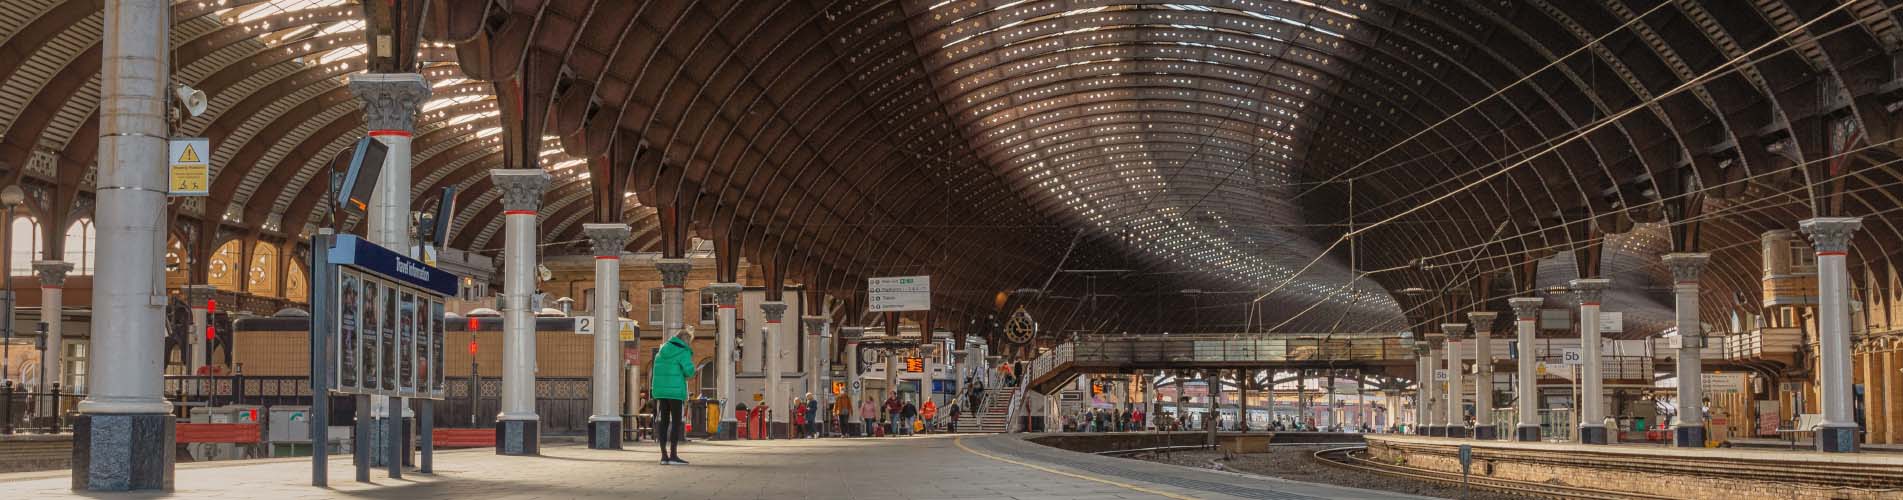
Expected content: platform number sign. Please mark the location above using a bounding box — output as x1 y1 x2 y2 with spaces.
327 235 457 400
574 316 595 335
1561 347 1584 365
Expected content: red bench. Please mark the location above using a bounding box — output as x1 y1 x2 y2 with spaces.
432 428 495 448
175 423 261 444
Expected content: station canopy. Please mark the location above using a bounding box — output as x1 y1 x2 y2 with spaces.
6 0 1903 338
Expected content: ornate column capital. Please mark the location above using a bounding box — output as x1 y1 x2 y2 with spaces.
1508 297 1543 319
802 316 827 334
839 326 865 340
1441 323 1469 339
347 73 432 132
1800 217 1863 254
581 223 631 258
760 301 787 322
1465 312 1497 335
182 285 217 308
1662 253 1711 284
655 259 692 288
1569 278 1610 305
491 169 551 212
705 283 741 306
31 260 73 287
1423 332 1446 348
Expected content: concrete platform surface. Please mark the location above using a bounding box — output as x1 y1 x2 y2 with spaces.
0 434 1425 499
1372 434 1903 466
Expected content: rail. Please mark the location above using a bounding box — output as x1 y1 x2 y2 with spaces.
1005 385 1025 433
1311 446 1672 500
0 381 83 434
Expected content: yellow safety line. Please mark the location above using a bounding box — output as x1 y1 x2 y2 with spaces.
953 436 1203 500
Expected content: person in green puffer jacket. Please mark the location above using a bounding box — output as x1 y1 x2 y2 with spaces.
651 328 696 465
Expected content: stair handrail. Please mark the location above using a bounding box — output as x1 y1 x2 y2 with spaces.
1004 385 1025 432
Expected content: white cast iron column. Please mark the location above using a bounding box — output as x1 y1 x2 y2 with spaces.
1571 278 1611 444
183 285 214 374
1442 323 1468 438
1664 252 1710 448
76 0 173 490
1423 333 1445 436
1469 313 1498 440
762 301 787 435
1802 217 1863 453
33 261 72 420
492 169 549 455
584 224 630 449
707 283 741 440
1508 297 1544 441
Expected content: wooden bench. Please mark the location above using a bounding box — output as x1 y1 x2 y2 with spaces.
175 423 261 444
431 428 495 448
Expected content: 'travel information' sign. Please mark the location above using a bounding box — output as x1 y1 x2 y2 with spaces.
868 275 930 312
328 235 454 400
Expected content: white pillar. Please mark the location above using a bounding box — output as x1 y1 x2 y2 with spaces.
707 283 741 439
182 285 214 375
1469 312 1497 439
347 73 430 251
1443 323 1468 438
1663 253 1710 448
32 261 72 418
77 1 173 490
491 169 549 455
1424 335 1446 435
655 259 691 407
804 317 824 402
1509 297 1543 441
1414 345 1430 434
1571 278 1611 444
921 335 938 408
583 224 630 449
1801 217 1862 453
762 301 787 431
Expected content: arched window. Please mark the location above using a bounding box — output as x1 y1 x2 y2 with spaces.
9 216 41 276
285 260 308 303
207 240 243 291
248 242 279 296
165 236 189 288
63 218 95 274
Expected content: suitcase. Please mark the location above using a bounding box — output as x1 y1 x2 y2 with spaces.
873 424 886 437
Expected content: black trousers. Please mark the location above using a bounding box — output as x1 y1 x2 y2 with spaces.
656 398 684 458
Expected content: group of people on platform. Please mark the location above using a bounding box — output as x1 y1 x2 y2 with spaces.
1062 407 1147 432
775 391 967 438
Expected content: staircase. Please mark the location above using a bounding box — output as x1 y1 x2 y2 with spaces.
954 388 1016 433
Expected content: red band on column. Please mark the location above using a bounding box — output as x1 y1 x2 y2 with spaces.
504 210 536 216
368 130 412 138
1517 317 1535 322
664 284 683 289
595 256 619 260
1581 302 1600 307
41 285 60 289
718 305 735 310
766 320 782 324
1817 251 1847 256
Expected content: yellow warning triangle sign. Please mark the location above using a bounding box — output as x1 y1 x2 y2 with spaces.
177 144 200 163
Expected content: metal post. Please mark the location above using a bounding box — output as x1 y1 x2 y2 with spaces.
1664 253 1710 448
1571 278 1610 444
420 402 432 473
491 169 549 455
75 1 174 490
354 394 370 483
308 230 331 486
709 284 741 439
1509 298 1543 441
1801 217 1863 452
585 224 631 449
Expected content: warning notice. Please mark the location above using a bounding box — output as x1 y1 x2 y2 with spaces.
169 137 210 196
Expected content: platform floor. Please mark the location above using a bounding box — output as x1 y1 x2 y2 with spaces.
0 434 1421 499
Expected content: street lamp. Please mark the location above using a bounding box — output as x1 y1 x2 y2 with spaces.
0 184 21 388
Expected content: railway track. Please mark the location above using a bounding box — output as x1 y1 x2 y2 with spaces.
1310 446 1672 500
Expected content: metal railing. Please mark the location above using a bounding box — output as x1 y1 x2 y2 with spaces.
1048 334 1413 367
0 381 82 434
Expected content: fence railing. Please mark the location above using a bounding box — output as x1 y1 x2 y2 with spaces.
0 381 83 434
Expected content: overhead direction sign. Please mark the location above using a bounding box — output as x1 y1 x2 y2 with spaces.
168 137 210 196
869 276 930 312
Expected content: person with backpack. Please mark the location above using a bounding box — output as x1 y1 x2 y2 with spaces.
947 402 961 433
900 399 918 436
650 328 696 465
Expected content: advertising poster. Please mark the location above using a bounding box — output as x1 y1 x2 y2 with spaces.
338 272 361 391
430 300 446 396
362 279 384 392
381 281 398 393
399 291 417 396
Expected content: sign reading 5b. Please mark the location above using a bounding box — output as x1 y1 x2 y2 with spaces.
1561 347 1584 365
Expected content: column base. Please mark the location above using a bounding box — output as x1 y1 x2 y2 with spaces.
1818 424 1860 453
714 420 739 440
71 413 175 492
588 420 622 450
367 418 414 467
1473 425 1497 440
1579 424 1608 445
1427 426 1446 437
1446 426 1468 438
769 422 790 439
496 419 540 455
1672 425 1706 448
1515 424 1541 442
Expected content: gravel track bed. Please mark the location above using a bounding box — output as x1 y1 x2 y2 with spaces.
1124 446 1532 500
